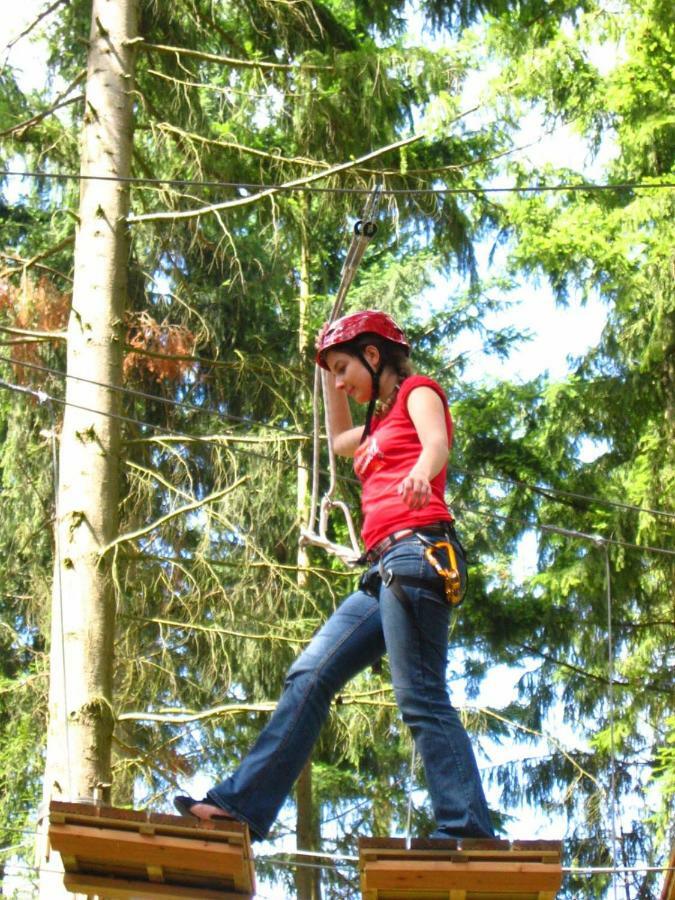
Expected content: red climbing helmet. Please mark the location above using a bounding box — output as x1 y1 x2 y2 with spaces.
316 310 409 369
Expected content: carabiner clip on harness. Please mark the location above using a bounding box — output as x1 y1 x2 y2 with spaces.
377 534 465 608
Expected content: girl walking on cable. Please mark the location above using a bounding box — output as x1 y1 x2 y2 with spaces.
175 309 495 842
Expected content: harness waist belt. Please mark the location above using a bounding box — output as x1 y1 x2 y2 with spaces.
366 522 452 563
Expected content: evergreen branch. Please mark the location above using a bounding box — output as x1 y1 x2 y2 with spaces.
477 706 602 792
121 549 354 577
0 252 73 283
0 70 85 139
155 121 332 170
99 475 248 555
2 0 68 54
0 235 74 278
0 95 84 139
135 40 331 71
126 429 305 447
128 615 312 645
517 643 673 696
146 67 309 100
127 132 427 223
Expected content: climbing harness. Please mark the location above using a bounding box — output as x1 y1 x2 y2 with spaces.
375 527 466 609
419 536 463 607
300 185 383 566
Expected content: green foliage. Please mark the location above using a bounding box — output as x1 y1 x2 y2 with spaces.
1 0 673 896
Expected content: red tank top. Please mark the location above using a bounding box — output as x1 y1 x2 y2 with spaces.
353 375 453 551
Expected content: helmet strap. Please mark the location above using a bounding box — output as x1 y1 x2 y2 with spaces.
356 350 381 443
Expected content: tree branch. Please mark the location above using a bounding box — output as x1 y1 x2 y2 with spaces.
0 325 66 341
99 475 248 555
126 614 312 645
128 131 427 223
517 643 672 695
117 701 277 723
155 120 331 170
2 0 68 54
0 251 73 283
135 39 330 71
0 71 85 139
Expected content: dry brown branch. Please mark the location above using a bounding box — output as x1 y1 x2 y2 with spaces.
128 131 426 223
136 39 331 71
0 324 66 340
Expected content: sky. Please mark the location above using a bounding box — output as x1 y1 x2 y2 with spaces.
1 4 623 896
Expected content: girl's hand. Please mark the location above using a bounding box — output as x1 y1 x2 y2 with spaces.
397 472 432 509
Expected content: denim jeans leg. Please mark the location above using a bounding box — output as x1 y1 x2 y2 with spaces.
206 589 385 839
378 540 494 838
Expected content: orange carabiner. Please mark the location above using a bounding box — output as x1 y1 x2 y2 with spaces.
424 540 462 606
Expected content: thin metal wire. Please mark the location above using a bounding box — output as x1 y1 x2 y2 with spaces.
2 169 674 195
449 464 674 521
604 543 620 900
0 353 312 439
47 399 72 800
2 378 674 560
1 358 673 524
405 741 417 850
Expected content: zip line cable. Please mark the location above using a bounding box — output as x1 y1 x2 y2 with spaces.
2 169 674 196
47 399 73 801
604 543 620 900
3 854 674 879
0 353 312 439
448 464 675 522
1 377 674 560
1 353 673 524
454 503 675 558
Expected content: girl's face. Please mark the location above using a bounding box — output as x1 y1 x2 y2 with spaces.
324 349 377 403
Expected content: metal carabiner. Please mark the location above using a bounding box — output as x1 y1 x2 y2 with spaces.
423 540 463 606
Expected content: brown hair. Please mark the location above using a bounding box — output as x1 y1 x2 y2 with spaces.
339 332 413 380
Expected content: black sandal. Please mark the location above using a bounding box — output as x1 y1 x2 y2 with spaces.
174 794 236 822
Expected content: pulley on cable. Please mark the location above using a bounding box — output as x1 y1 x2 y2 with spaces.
300 184 382 566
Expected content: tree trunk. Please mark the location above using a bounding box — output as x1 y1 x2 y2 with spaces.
38 1 138 896
294 218 322 900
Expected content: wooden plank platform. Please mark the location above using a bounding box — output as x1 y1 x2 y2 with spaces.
48 800 255 899
359 837 563 899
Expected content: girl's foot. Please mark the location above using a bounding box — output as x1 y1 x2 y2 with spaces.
174 794 237 823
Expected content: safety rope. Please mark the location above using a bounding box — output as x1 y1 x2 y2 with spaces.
300 184 382 565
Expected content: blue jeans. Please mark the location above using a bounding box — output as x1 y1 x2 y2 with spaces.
207 532 494 841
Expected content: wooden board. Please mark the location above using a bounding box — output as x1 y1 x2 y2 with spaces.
359 837 563 900
48 800 255 899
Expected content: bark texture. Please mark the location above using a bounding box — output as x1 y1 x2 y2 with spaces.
39 1 138 896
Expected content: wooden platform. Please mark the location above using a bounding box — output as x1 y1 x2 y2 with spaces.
48 800 255 899
359 837 562 899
